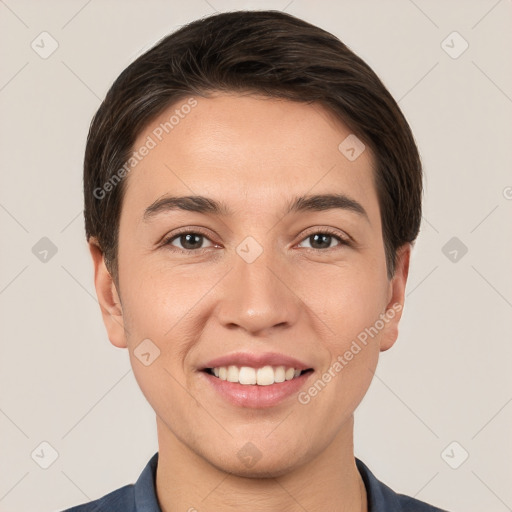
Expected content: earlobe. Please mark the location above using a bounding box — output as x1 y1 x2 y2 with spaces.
88 239 127 349
380 243 411 352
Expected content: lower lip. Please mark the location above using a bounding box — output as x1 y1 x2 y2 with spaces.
201 370 314 408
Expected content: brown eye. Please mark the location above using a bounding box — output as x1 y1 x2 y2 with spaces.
297 231 348 250
165 232 215 251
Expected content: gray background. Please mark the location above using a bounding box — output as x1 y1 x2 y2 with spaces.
1 1 511 511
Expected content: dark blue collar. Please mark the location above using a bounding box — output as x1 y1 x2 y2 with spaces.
131 452 447 512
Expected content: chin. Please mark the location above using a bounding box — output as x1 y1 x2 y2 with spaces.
203 441 309 479
219 458 300 479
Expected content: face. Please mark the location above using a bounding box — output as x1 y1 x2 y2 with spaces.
90 93 409 477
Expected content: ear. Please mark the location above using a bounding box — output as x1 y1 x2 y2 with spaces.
88 238 127 349
379 243 411 352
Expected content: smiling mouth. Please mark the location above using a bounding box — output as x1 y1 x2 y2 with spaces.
203 366 314 386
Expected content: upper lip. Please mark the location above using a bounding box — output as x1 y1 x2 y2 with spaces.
200 351 313 371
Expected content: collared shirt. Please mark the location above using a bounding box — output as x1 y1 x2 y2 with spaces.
61 452 449 511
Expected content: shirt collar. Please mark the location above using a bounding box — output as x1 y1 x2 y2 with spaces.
356 457 402 510
134 452 401 512
134 452 161 511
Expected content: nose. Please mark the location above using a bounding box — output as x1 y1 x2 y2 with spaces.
215 247 301 336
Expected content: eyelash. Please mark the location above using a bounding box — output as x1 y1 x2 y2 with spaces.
161 227 352 254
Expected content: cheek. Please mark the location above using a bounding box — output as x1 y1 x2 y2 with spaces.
118 259 226 394
305 263 389 340
300 263 388 404
120 256 218 337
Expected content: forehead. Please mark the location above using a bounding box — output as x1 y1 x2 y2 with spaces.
123 93 378 220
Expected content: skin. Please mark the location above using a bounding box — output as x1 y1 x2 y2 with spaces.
89 93 410 512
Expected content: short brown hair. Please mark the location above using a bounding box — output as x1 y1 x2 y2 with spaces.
84 10 422 282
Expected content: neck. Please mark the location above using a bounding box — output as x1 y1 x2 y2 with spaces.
155 415 367 512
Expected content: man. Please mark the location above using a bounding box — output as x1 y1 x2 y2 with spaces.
63 10 449 512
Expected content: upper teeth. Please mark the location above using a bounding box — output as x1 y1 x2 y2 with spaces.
210 365 303 386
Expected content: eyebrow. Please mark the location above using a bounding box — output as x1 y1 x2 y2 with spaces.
143 193 369 222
